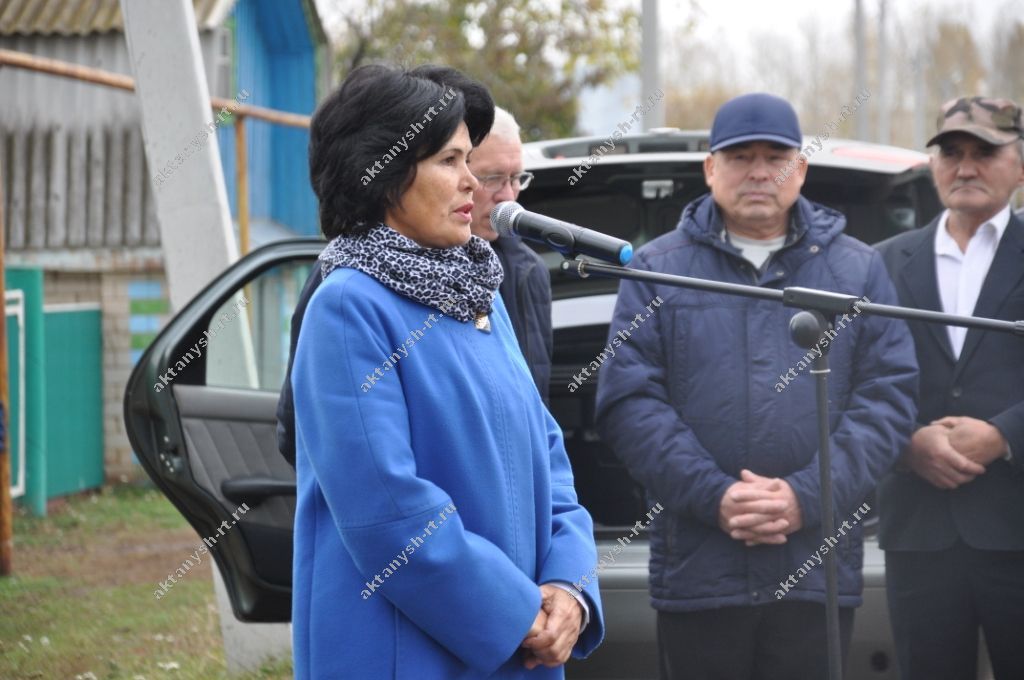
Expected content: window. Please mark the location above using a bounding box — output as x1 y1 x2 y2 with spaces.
205 260 315 391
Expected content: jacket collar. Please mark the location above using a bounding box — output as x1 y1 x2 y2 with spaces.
682 194 844 246
679 194 846 284
895 209 1024 372
896 218 954 363
934 204 1012 259
955 209 1024 375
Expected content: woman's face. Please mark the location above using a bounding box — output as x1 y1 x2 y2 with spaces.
385 123 479 249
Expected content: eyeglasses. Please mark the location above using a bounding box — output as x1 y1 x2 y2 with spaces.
472 172 534 193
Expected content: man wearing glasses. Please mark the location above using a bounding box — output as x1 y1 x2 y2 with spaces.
468 107 551 402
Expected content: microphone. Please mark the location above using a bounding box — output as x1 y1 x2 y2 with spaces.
491 201 633 265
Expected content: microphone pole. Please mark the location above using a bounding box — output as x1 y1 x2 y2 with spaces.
562 257 1024 680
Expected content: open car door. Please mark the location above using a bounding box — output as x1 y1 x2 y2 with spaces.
123 239 322 622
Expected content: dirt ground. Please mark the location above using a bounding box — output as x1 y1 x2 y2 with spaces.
0 485 292 679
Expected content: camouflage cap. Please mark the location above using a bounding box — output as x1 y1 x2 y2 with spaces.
927 96 1023 147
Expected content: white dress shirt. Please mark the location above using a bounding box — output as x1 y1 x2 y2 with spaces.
934 205 1012 358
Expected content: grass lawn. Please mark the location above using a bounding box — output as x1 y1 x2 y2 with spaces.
0 484 293 679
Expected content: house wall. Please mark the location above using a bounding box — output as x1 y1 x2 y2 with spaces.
0 0 325 481
221 0 319 235
0 30 213 481
0 32 229 251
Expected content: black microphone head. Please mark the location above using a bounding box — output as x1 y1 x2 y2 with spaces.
491 201 523 237
789 310 829 350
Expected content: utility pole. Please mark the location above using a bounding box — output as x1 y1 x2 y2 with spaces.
912 48 928 150
641 0 664 129
120 1 280 673
877 0 889 144
0 161 12 576
854 0 869 140
119 0 237 311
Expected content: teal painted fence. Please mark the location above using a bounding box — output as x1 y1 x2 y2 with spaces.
43 304 103 499
4 267 104 516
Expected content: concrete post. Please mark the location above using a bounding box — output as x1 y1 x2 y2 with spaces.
120 1 289 673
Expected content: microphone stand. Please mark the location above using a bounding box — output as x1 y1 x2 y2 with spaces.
562 257 1024 680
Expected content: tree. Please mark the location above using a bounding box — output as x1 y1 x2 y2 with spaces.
663 83 736 130
329 0 640 140
991 20 1024 103
926 20 985 105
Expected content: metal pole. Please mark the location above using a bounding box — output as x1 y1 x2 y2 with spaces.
810 333 843 680
640 0 664 129
912 49 928 150
788 308 843 680
0 158 13 576
235 115 253 319
854 0 868 140
0 49 309 128
235 115 249 256
877 0 889 144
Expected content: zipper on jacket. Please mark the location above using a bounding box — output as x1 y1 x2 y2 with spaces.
730 255 759 285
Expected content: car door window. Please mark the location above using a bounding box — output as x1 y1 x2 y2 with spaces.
204 260 314 391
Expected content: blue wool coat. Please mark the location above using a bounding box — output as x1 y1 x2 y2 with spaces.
595 193 918 611
291 267 604 679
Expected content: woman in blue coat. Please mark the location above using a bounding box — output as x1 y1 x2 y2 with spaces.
291 64 604 679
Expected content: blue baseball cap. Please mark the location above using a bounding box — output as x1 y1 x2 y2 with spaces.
709 93 803 152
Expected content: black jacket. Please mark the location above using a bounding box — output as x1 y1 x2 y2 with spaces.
276 235 553 467
875 212 1024 551
491 234 553 405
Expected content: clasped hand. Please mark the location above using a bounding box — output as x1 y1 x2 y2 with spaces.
904 416 1008 490
520 584 583 669
718 469 803 546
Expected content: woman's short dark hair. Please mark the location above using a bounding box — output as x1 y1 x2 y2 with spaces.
309 64 495 238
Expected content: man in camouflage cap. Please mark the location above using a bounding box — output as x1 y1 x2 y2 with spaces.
875 97 1024 680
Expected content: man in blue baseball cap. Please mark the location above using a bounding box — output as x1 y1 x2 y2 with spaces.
595 93 917 678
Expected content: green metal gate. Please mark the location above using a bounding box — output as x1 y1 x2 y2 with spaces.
4 267 104 516
43 303 104 500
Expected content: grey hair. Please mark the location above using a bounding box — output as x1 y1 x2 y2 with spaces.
487 106 521 143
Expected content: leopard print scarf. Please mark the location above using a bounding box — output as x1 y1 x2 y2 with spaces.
319 223 503 323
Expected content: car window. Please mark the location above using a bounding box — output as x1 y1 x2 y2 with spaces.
522 164 705 247
519 162 938 299
520 164 707 299
801 167 939 245
204 259 315 391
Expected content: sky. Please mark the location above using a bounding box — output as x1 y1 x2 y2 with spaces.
681 0 1014 50
686 0 1018 73
581 0 1024 135
313 0 1024 136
